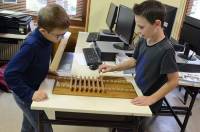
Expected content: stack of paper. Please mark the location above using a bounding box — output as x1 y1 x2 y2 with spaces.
179 72 200 83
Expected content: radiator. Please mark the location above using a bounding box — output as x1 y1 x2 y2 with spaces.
0 40 23 61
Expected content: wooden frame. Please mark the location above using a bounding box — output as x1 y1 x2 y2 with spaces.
70 0 91 28
177 0 190 40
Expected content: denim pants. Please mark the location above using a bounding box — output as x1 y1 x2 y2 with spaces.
13 93 53 132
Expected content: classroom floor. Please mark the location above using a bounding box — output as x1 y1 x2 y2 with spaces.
0 88 199 132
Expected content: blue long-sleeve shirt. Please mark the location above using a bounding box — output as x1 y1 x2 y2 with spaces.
4 28 52 103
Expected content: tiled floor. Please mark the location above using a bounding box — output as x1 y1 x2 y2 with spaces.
0 88 199 132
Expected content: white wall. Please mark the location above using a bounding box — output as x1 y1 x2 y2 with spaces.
88 0 134 32
88 0 187 39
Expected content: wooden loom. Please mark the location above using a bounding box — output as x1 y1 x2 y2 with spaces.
49 32 137 99
53 76 138 99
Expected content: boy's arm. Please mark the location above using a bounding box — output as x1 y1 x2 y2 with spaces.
150 72 179 104
4 44 36 103
113 58 137 71
132 72 179 106
99 58 136 73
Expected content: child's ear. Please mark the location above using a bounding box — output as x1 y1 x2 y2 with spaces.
154 20 162 27
39 28 48 35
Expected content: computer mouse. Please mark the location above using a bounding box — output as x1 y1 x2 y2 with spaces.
89 64 98 70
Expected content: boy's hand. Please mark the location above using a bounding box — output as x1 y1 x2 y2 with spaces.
98 64 114 73
32 90 48 102
131 96 156 106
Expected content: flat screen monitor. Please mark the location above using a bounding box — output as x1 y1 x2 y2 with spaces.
114 5 135 50
163 4 177 38
178 16 200 61
104 3 118 35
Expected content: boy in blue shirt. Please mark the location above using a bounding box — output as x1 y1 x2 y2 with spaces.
4 4 70 132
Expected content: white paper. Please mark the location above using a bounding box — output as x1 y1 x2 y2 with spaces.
179 72 200 83
74 53 87 66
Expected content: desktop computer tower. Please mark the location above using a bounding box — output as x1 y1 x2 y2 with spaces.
96 41 134 61
98 33 122 42
177 63 200 72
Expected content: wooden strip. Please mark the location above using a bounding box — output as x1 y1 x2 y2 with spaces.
49 32 71 72
83 76 86 92
97 78 100 93
100 77 105 93
69 76 73 91
94 79 97 93
91 77 95 93
76 77 80 92
88 76 90 92
79 76 82 92
74 77 77 92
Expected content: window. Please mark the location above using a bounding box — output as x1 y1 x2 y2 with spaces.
0 0 88 26
186 0 200 19
3 0 17 3
26 0 47 12
26 0 77 16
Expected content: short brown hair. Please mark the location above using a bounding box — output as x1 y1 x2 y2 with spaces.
38 4 70 32
133 0 166 27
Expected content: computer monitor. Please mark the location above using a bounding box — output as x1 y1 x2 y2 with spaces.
163 4 177 38
113 5 135 50
178 16 200 61
102 3 118 35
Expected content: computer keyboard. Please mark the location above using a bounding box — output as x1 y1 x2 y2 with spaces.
196 55 200 60
82 48 102 66
86 32 99 42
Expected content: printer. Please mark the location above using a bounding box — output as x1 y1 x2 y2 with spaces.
0 10 32 35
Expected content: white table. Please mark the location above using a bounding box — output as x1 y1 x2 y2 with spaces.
160 61 200 132
0 33 27 40
31 32 152 132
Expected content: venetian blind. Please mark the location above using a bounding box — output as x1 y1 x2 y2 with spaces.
0 0 84 20
186 0 194 15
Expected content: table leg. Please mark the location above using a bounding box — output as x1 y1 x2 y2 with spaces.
181 88 198 132
37 110 44 132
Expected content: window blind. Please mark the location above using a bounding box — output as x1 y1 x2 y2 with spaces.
186 0 194 15
0 0 84 20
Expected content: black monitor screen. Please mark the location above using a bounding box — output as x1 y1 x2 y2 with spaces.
106 3 118 31
163 4 177 38
115 5 135 45
179 16 200 59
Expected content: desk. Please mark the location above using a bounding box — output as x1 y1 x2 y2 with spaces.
0 33 27 40
31 32 152 132
160 73 200 132
176 52 200 72
174 52 200 132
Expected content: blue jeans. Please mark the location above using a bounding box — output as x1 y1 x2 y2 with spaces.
13 93 53 132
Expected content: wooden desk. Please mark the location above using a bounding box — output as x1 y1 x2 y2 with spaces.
0 33 27 40
31 32 152 132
